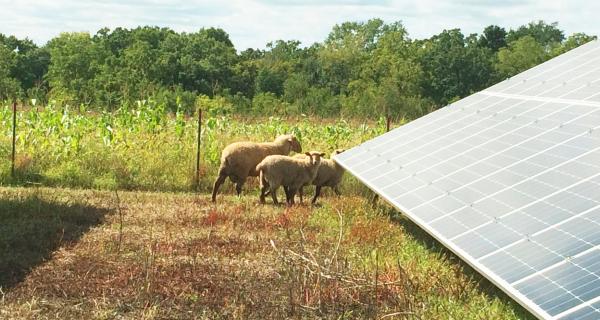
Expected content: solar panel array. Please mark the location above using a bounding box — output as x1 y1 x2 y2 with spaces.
335 39 600 320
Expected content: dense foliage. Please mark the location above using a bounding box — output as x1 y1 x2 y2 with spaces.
0 20 596 117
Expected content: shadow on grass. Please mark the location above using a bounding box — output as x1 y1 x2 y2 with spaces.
383 207 537 320
0 193 110 289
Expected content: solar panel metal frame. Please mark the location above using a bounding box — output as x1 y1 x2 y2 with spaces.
334 39 600 320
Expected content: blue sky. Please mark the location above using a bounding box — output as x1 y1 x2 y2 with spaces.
0 0 598 50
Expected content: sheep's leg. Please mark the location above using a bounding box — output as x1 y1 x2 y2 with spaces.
211 172 227 202
298 186 304 204
280 186 289 198
235 176 247 197
284 186 296 204
264 186 287 198
259 184 269 204
311 186 322 204
270 186 280 205
287 187 298 205
281 186 295 204
259 170 267 204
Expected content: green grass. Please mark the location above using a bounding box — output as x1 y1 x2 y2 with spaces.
0 187 535 319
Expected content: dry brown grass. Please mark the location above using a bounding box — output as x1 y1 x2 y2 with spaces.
0 187 534 319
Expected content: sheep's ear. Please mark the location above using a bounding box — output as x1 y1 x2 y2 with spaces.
288 137 294 143
305 152 311 156
319 153 326 157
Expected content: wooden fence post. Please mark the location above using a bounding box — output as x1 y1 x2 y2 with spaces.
11 102 17 178
195 108 202 188
386 114 391 133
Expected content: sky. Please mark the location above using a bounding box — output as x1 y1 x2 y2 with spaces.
0 0 598 50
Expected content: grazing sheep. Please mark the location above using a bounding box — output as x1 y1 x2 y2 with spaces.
308 149 346 204
291 149 346 204
211 134 302 202
257 151 326 205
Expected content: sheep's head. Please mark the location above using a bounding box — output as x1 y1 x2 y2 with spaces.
305 151 326 166
288 135 302 153
277 134 302 153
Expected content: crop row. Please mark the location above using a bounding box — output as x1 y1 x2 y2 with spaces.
0 101 395 191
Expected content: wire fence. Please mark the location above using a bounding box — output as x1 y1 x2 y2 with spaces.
1 101 394 192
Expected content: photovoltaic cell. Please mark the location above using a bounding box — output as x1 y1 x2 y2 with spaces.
335 39 600 319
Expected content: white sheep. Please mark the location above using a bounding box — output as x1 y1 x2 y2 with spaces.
211 134 302 202
291 149 346 204
256 151 326 205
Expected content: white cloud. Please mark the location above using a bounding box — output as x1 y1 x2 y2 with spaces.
0 0 598 50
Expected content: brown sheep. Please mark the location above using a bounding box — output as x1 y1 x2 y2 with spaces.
211 134 302 202
290 149 346 204
256 151 325 205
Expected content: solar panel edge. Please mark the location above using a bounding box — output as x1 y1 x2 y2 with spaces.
334 155 553 320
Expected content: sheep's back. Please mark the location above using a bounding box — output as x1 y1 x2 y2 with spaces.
222 142 273 177
261 156 310 186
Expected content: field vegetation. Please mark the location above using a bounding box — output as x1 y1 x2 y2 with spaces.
0 102 387 191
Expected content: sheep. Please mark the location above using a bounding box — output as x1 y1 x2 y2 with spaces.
211 134 302 202
256 151 326 205
291 149 346 204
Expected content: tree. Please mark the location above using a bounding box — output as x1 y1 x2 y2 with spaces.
419 29 494 106
231 48 263 98
0 19 590 118
0 34 49 99
318 20 393 95
496 36 547 78
344 23 426 117
478 25 507 52
506 21 564 49
122 40 156 98
0 44 21 99
255 66 287 96
255 40 302 96
283 73 310 103
46 32 101 104
552 33 598 56
176 28 238 95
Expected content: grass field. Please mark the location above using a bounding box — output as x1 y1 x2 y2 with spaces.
0 104 536 319
0 186 535 319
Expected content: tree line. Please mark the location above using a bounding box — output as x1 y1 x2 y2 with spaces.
0 20 596 118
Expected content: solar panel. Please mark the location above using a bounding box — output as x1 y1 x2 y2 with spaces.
335 39 600 320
